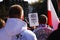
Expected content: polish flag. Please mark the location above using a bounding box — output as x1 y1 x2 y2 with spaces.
48 0 59 30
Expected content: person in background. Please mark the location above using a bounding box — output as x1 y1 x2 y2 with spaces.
0 4 37 40
0 18 5 29
33 14 53 40
47 21 60 40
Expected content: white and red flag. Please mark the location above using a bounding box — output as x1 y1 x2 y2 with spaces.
48 0 59 30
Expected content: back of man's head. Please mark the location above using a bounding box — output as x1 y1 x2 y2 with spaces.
9 4 24 20
39 14 48 24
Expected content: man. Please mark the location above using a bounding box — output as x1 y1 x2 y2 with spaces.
33 14 53 40
0 4 37 40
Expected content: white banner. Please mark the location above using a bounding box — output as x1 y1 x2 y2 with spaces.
28 13 39 27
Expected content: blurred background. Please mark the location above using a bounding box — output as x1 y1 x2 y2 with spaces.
0 0 60 20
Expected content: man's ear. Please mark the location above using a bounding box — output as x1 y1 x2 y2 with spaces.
20 9 24 20
21 15 24 20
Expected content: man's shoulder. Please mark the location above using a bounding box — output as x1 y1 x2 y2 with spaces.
20 30 37 40
34 26 53 32
47 25 54 31
23 30 35 35
34 27 53 34
22 30 36 37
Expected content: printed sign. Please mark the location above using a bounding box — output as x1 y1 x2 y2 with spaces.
28 13 39 27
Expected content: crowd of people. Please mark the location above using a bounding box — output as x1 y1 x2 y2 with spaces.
0 4 60 40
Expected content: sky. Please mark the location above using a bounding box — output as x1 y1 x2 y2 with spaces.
0 0 38 4
0 0 3 2
24 0 38 4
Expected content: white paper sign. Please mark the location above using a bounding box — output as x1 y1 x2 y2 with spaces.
28 13 39 27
